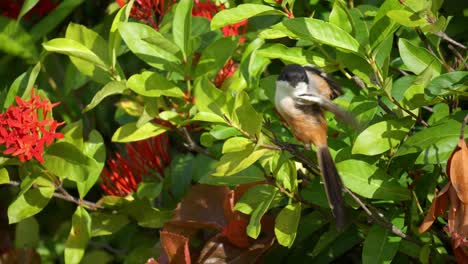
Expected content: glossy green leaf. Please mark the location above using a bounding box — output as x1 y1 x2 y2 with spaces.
402 63 434 109
17 0 39 21
77 130 106 198
369 16 399 50
195 37 238 78
8 179 54 224
43 142 97 182
236 184 279 239
125 199 172 228
199 164 264 185
43 38 107 68
0 17 37 59
65 207 91 264
3 62 41 110
30 0 85 41
0 168 9 184
118 22 182 71
283 18 360 53
112 122 168 142
352 117 413 155
15 217 39 248
257 44 327 66
387 10 429 27
109 6 126 69
395 116 468 164
194 77 228 117
426 71 468 96
60 120 84 150
191 112 227 123
211 4 284 30
222 137 251 153
275 203 301 248
398 38 442 76
91 212 129 237
214 143 269 176
137 182 163 200
337 159 411 200
233 92 263 137
173 0 193 59
127 71 184 98
310 228 341 257
83 81 127 112
329 0 352 33
362 223 402 264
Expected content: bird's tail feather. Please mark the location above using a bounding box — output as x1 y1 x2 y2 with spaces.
317 146 347 229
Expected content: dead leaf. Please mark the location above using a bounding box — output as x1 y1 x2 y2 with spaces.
0 248 41 264
160 230 191 264
419 183 451 233
221 219 251 249
447 138 468 204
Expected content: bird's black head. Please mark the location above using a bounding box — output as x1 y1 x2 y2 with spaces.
277 64 308 87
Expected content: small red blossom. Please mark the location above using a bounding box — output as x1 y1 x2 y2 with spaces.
116 0 176 30
214 59 237 87
100 134 171 196
0 89 64 163
192 0 248 42
0 0 58 20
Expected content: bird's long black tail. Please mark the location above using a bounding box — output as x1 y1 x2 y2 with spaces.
317 146 347 229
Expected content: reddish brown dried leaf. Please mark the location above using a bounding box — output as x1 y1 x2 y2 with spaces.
419 183 451 233
171 185 230 230
448 185 468 241
221 219 251 249
160 230 191 264
447 138 468 204
146 258 159 264
0 248 41 264
453 245 468 264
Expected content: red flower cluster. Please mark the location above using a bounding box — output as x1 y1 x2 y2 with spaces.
116 0 176 30
192 0 248 42
0 89 63 163
213 59 237 88
100 134 171 196
0 0 58 20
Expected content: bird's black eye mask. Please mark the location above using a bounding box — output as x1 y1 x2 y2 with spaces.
278 64 308 88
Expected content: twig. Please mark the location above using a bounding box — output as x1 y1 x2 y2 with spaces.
343 187 423 245
447 44 468 70
434 32 467 50
176 127 214 158
7 181 103 210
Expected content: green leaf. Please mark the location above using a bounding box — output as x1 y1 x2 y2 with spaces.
173 0 193 59
211 4 284 30
194 77 228 117
369 16 399 50
30 0 85 42
137 182 163 200
199 164 265 185
283 18 360 53
329 0 352 33
235 184 279 239
8 179 54 224
426 71 468 96
15 217 39 248
0 16 37 59
42 38 107 68
65 207 91 264
352 117 413 156
398 38 442 76
125 199 172 228
233 92 263 137
275 203 301 248
257 43 328 66
362 224 402 264
214 143 269 176
192 112 227 123
387 10 429 27
240 38 270 87
109 6 126 69
112 122 168 142
43 142 98 182
402 63 434 109
91 212 129 237
77 130 106 198
395 116 468 164
0 168 9 184
3 62 41 110
195 37 238 78
18 0 39 21
83 81 127 112
118 22 182 72
127 71 185 98
60 120 84 150
337 159 411 200
310 228 341 256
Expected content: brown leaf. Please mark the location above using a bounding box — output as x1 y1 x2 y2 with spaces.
171 185 230 231
0 248 41 264
160 230 191 264
453 246 468 264
448 185 468 243
221 219 251 249
146 258 159 264
447 138 468 204
419 183 451 233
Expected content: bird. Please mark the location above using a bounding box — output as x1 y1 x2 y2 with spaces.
275 64 351 229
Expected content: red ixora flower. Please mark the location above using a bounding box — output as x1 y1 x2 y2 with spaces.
192 0 248 42
100 134 171 196
116 0 176 30
0 0 58 20
214 59 237 88
0 89 64 163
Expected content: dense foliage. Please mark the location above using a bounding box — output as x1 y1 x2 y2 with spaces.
0 0 467 263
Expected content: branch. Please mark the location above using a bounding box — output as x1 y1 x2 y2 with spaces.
7 181 103 210
435 31 467 50
176 126 215 158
